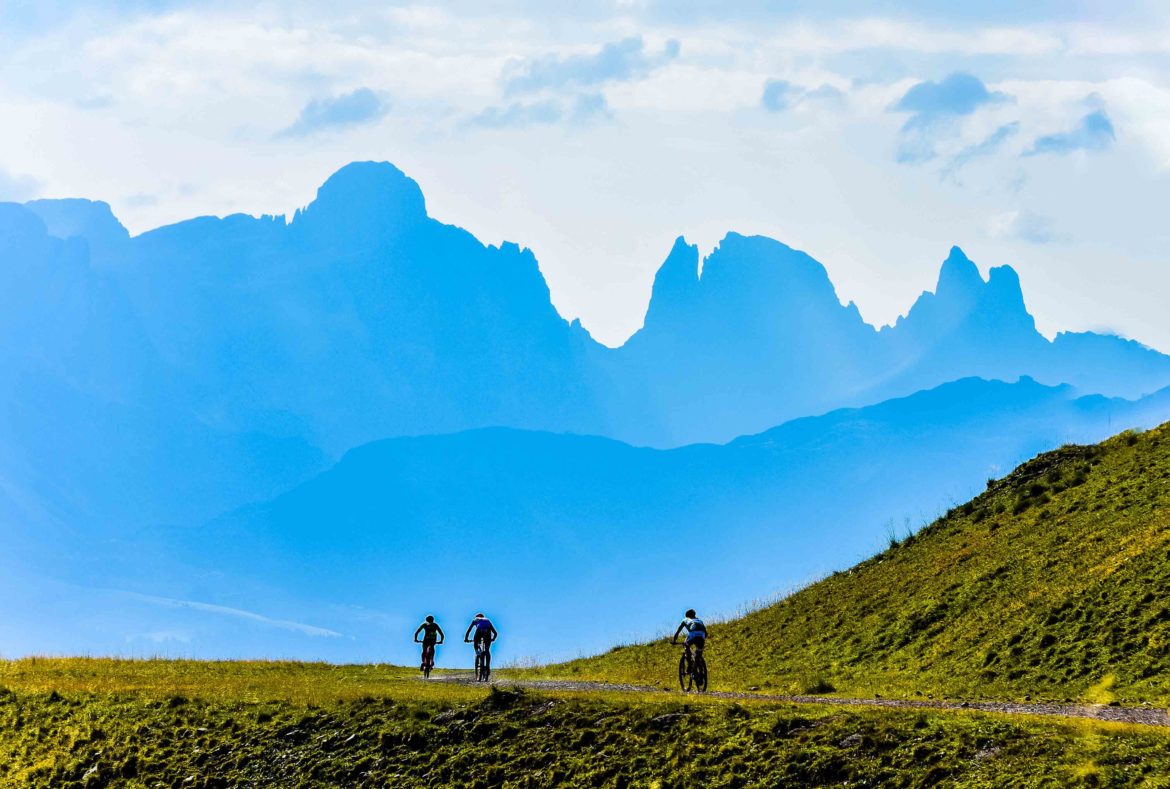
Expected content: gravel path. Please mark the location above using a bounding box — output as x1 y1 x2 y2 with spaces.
432 673 1170 728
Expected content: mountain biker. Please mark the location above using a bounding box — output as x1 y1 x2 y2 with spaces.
463 613 498 680
413 615 444 673
671 609 707 655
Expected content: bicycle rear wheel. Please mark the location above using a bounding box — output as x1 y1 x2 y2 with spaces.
481 649 492 682
422 645 434 678
678 653 693 692
693 654 708 692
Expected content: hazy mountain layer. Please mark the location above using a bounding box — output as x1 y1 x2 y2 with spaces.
8 378 1168 663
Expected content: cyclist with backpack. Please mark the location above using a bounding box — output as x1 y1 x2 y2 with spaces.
672 609 707 652
463 613 498 681
413 615 444 677
672 609 708 691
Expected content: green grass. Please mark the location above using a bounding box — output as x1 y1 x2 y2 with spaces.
0 658 463 706
3 659 1170 787
534 424 1170 706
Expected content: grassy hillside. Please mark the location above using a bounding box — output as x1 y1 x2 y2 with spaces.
3 659 1170 787
540 424 1170 705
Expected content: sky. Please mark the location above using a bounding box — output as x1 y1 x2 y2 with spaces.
2 1 1170 349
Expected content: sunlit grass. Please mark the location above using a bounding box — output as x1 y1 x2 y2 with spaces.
530 424 1170 707
4 659 1170 787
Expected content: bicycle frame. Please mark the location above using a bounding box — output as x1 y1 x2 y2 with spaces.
678 640 708 692
472 638 493 680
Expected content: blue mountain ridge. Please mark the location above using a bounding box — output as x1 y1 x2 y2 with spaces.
3 161 1170 659
3 162 1169 534
9 377 1168 663
16 163 1170 448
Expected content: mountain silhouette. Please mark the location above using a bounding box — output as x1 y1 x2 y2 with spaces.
14 161 1170 456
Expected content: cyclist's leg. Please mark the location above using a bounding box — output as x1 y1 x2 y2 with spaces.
474 636 487 678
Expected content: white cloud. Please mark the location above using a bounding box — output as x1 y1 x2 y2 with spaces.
986 209 1067 244
502 35 679 95
2 3 1170 350
124 591 342 637
277 87 391 138
1100 77 1170 167
0 166 42 200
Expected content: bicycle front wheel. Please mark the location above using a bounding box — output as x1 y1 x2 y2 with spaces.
678 653 692 692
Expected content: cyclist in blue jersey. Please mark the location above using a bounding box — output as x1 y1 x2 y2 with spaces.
464 613 498 681
671 609 707 654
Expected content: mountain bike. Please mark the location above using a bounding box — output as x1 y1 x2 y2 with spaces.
472 640 492 682
679 644 708 692
418 641 438 679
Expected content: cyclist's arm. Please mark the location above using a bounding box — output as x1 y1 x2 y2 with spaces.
671 622 685 644
464 623 475 642
413 624 424 642
436 625 445 644
489 625 498 641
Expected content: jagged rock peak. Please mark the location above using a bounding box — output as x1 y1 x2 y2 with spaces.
640 236 700 330
935 245 984 298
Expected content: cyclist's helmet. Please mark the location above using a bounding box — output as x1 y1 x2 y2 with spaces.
475 613 485 619
425 615 434 623
685 609 696 618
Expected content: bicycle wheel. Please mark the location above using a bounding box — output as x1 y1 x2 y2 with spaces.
474 651 485 681
678 653 692 691
693 654 708 692
482 649 492 682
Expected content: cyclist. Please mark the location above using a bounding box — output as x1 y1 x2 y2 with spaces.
463 613 498 681
671 608 707 656
413 615 444 675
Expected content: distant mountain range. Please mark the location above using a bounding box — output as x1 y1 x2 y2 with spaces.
9 377 1167 663
5 162 1170 529
3 161 1170 660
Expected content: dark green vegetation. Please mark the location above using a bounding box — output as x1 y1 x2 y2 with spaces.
544 424 1170 706
3 660 1170 787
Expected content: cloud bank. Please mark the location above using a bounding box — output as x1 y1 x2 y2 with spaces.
503 36 680 95
1025 109 1116 156
278 87 390 138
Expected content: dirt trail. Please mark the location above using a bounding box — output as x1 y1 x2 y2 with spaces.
432 674 1170 728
